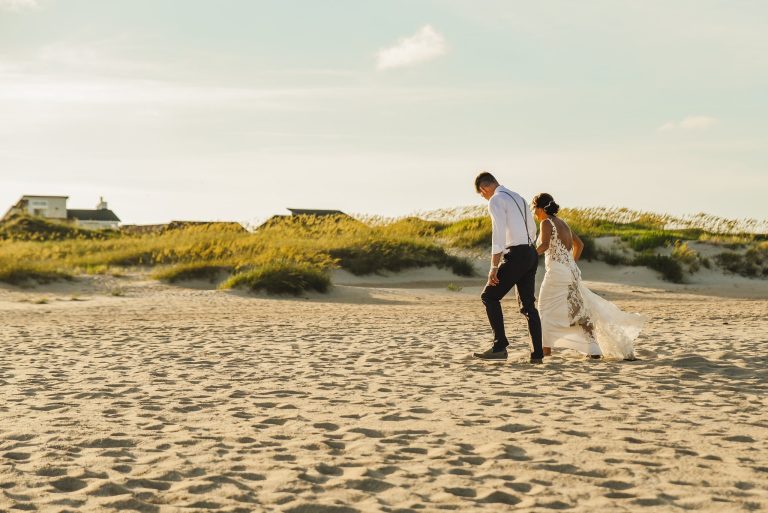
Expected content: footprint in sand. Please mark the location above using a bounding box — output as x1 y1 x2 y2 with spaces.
478 490 521 505
92 482 132 497
445 486 477 498
316 463 344 476
35 466 68 477
345 478 395 493
125 478 172 491
50 476 88 493
3 452 31 461
284 505 360 513
313 422 340 431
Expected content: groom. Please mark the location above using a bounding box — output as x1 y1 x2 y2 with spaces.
473 172 544 364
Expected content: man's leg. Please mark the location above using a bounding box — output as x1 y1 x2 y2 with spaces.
515 248 544 360
481 252 525 352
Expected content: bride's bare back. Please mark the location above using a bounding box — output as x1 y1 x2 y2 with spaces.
548 216 573 250
537 216 584 260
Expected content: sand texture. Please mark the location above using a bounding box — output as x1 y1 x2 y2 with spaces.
0 274 767 512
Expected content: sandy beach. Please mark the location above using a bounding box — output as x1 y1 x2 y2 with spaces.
1 266 766 512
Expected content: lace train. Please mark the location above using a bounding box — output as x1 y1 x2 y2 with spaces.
539 219 645 359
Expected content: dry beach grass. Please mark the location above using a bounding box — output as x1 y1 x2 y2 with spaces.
0 270 766 512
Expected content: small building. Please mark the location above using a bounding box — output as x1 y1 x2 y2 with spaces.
68 198 121 230
3 195 69 220
287 208 348 217
2 195 121 230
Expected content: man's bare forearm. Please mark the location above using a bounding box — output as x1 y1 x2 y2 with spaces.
490 252 502 269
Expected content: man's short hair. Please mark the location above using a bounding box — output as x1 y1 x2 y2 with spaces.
474 172 498 192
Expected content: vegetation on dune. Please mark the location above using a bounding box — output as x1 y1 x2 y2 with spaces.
715 242 768 277
0 207 764 290
0 215 117 241
0 214 474 293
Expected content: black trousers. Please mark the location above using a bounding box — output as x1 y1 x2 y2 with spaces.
481 245 543 359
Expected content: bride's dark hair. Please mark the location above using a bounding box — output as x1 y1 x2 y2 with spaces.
531 193 560 216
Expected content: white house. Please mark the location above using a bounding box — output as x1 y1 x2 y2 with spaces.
3 195 69 220
2 195 121 230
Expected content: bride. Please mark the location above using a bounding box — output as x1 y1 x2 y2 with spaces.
532 193 645 360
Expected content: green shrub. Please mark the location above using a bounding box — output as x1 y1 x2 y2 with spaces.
445 256 476 277
598 250 631 266
633 254 684 283
714 247 768 277
221 264 330 295
153 263 234 283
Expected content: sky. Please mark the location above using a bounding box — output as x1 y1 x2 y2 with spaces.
1 0 766 225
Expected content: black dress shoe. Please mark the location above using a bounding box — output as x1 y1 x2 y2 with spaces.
473 348 508 360
529 357 543 364
588 355 602 359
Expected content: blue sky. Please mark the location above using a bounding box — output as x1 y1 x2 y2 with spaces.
1 0 766 224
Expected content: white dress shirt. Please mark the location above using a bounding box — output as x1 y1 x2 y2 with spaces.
488 185 537 255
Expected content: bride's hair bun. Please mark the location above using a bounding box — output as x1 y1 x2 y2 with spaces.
531 193 560 215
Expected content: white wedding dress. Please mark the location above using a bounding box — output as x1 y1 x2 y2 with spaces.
538 218 645 359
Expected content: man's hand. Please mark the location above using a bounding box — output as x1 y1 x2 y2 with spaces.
487 268 500 287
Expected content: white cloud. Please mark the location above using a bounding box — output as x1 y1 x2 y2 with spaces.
658 115 717 132
0 0 38 10
377 25 447 70
679 115 718 130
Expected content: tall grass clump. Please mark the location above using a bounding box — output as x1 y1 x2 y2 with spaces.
0 215 117 241
671 241 701 273
0 258 74 286
440 217 492 248
379 217 448 238
221 263 330 295
329 240 474 276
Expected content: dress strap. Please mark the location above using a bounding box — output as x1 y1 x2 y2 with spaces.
545 217 556 232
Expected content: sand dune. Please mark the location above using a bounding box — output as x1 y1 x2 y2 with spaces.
0 271 766 512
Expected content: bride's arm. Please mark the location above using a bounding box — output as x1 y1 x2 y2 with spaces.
572 233 584 261
536 219 552 255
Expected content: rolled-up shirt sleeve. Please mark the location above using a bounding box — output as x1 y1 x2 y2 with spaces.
489 196 507 255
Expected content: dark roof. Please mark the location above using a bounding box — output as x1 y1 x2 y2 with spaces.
67 209 121 222
287 208 347 216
